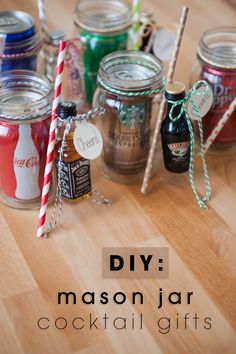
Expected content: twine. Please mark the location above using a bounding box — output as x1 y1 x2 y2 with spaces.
166 80 211 209
44 107 111 238
0 42 42 59
97 75 164 97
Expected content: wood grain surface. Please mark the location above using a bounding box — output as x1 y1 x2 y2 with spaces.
0 1 236 354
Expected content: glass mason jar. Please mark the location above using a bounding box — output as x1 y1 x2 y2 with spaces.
73 0 132 105
0 11 42 72
93 50 164 184
190 27 236 153
0 70 53 209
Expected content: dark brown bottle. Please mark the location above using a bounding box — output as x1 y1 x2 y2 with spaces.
57 101 92 201
161 82 191 173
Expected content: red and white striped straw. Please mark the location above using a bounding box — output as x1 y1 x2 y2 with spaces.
37 40 67 238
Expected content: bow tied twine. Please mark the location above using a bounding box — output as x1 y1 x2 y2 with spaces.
166 80 211 209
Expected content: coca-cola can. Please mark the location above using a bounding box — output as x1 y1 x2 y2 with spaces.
0 70 53 209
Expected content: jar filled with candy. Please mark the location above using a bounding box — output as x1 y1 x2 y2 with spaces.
190 27 236 153
73 0 132 105
0 70 53 209
93 50 164 184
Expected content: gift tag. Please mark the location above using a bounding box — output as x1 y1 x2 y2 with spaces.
153 28 176 61
73 121 103 160
187 85 213 120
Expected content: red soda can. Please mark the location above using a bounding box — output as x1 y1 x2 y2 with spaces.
192 27 236 148
0 70 52 209
201 64 236 145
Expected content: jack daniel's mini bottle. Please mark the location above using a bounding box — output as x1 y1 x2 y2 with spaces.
57 101 92 201
161 82 191 173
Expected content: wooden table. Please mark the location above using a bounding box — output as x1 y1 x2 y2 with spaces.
0 1 236 354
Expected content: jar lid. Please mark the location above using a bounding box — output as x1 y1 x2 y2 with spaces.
0 11 35 37
97 50 164 95
58 101 77 119
166 82 185 95
74 0 132 33
0 70 52 123
165 82 185 101
48 29 66 46
198 27 236 69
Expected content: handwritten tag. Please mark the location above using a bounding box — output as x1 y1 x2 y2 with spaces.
73 121 103 160
187 85 213 120
153 28 176 61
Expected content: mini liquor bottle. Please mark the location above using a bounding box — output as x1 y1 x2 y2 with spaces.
161 82 191 173
57 101 92 201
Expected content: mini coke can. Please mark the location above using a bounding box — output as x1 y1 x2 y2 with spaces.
0 70 53 209
191 27 236 149
201 64 236 145
0 11 42 72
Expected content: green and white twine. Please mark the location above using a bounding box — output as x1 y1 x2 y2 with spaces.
167 80 211 209
97 75 165 97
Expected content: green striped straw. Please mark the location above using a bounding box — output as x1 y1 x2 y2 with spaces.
132 0 140 50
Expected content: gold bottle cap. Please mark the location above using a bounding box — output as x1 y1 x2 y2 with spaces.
165 81 185 95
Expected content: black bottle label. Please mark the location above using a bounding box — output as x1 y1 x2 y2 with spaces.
58 158 92 199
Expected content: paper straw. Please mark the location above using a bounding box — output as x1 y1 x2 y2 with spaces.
141 7 189 194
203 96 236 153
37 40 67 238
37 0 49 37
132 0 140 50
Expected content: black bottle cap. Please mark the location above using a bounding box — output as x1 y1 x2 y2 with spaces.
165 81 186 101
58 101 77 119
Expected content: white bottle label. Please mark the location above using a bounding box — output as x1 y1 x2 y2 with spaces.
187 85 213 120
14 124 40 200
73 121 103 160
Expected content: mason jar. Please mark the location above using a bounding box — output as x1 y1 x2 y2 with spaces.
73 0 132 105
0 70 53 209
0 11 42 72
93 50 164 184
190 27 236 153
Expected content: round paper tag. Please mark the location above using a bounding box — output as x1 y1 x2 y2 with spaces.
187 85 213 120
73 121 103 160
153 28 176 61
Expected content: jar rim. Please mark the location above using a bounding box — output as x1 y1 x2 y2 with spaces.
198 27 236 69
0 32 42 58
0 70 53 123
74 0 132 33
97 50 164 94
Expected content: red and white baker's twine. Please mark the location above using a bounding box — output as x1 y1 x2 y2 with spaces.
37 40 67 238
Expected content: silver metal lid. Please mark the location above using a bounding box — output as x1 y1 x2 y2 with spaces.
48 29 66 46
0 11 34 35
